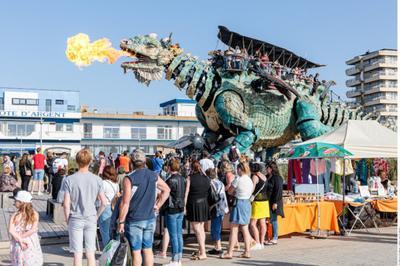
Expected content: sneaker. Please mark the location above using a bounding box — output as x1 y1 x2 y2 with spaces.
266 239 278 245
250 243 263 251
207 248 223 255
38 191 42 196
163 261 180 266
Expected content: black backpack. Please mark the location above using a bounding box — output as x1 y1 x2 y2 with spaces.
207 181 221 206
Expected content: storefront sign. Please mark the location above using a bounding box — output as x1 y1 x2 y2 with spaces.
0 110 80 118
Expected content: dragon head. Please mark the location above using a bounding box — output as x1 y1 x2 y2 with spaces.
120 33 182 85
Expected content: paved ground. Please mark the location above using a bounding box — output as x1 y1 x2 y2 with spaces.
0 226 397 266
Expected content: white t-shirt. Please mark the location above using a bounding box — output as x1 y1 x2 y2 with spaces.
53 158 68 173
102 180 119 205
199 158 214 173
231 174 253 199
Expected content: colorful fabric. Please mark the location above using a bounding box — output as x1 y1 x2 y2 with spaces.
333 174 342 194
373 158 389 175
301 159 311 184
310 159 327 176
333 159 354 175
355 159 368 185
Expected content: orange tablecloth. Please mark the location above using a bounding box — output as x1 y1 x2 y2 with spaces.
326 200 367 215
371 198 397 213
328 198 398 214
278 202 340 236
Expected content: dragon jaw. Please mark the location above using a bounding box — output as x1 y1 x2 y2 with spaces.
120 34 178 86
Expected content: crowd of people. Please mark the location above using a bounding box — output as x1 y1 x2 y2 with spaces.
208 46 332 93
0 146 284 266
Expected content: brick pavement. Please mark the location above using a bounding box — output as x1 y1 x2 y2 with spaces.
0 226 396 266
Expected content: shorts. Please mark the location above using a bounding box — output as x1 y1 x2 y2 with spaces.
125 218 156 251
68 215 97 253
33 169 45 181
251 200 270 219
230 199 251 225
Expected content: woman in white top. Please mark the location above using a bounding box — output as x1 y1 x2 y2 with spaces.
221 162 253 260
98 166 120 247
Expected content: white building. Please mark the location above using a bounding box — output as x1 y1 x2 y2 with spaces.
345 49 397 126
0 87 82 155
81 99 202 155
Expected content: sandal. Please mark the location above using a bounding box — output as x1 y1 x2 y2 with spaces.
239 253 251 259
220 253 233 259
191 255 207 260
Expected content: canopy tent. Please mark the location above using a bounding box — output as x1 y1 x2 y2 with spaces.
298 120 397 158
217 25 325 69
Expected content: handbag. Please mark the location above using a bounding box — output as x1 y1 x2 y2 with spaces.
249 178 266 202
24 164 32 177
111 234 132 266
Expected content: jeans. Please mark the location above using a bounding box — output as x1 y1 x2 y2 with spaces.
270 210 278 240
98 205 112 247
166 212 184 262
211 215 224 242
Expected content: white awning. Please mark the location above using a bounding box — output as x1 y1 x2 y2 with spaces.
298 120 397 158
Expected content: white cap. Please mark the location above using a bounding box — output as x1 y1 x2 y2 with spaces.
14 191 32 203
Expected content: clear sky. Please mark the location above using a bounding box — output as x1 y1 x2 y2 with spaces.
0 0 396 114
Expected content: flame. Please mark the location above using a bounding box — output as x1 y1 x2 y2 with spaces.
66 33 128 67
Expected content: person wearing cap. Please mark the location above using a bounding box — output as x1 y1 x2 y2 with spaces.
63 148 107 266
118 149 170 266
9 190 43 265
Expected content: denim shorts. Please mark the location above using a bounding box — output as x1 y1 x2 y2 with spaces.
125 218 156 251
33 169 45 181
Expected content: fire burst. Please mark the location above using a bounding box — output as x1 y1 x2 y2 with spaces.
65 33 127 67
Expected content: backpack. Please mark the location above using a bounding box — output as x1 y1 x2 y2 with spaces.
207 181 222 207
228 146 240 162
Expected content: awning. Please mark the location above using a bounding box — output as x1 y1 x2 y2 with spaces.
218 26 325 69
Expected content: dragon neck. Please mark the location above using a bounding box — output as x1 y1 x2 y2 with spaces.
164 53 217 109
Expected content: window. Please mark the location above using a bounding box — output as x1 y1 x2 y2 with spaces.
103 125 120 138
55 99 64 105
183 126 197 135
5 123 35 136
83 123 92 138
157 126 172 140
67 105 76 111
45 99 52 112
12 98 38 105
0 97 3 110
131 127 147 139
55 123 73 132
55 123 64 132
66 124 73 132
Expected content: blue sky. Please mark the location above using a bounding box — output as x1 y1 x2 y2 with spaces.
0 1 396 114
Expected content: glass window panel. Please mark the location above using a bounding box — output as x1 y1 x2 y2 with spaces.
56 124 64 132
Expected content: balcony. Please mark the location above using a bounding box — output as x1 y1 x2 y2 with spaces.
346 78 361 87
345 66 360 76
346 89 361 98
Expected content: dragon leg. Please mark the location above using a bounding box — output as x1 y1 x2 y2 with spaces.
212 91 257 160
295 98 332 140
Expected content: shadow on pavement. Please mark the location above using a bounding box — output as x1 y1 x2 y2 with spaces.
233 259 315 266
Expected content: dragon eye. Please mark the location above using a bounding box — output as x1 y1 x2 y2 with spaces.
147 43 156 48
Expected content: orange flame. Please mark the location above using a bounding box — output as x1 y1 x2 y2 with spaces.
66 33 128 67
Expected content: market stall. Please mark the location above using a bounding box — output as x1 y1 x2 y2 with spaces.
298 120 397 233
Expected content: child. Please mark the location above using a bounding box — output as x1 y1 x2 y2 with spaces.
8 190 43 266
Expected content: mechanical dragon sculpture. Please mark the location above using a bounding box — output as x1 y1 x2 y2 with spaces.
119 27 369 159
